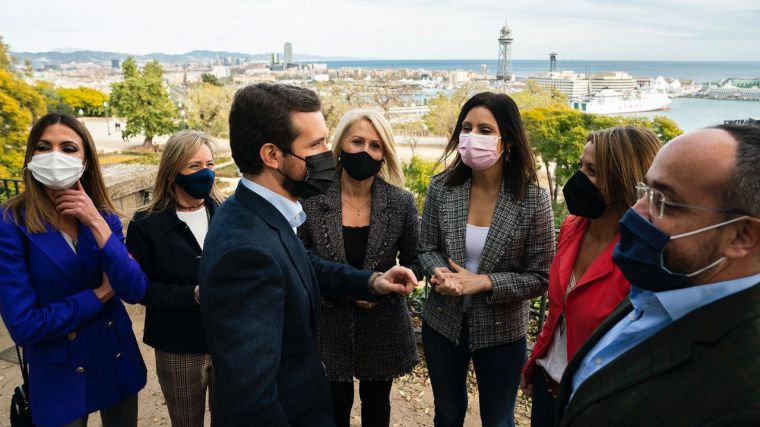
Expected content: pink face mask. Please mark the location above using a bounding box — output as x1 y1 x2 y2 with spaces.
457 133 502 171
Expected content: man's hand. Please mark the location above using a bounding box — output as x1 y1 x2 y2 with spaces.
372 266 417 296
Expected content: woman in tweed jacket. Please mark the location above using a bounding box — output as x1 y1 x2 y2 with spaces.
298 109 420 427
419 92 555 427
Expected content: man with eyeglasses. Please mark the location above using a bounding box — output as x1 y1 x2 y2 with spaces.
555 124 760 426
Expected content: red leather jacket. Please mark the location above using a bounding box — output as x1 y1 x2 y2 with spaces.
522 215 630 383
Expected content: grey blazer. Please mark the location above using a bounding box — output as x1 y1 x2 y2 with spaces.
299 177 420 380
418 172 555 350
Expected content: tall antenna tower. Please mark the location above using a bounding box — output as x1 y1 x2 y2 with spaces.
496 21 514 82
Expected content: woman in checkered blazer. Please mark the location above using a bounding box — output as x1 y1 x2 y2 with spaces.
418 92 555 427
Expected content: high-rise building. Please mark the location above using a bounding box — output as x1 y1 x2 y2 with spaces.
284 42 293 65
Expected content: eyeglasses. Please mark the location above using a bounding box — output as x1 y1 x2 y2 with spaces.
635 182 745 219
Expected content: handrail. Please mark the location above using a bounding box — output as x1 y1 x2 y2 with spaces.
1 178 23 199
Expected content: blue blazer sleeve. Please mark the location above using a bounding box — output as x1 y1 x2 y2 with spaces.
0 216 103 346
306 250 375 300
99 213 147 304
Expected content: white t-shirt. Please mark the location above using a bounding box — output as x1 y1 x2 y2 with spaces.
464 224 490 310
176 208 209 249
536 272 577 382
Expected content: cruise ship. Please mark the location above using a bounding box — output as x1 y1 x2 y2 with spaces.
571 89 672 115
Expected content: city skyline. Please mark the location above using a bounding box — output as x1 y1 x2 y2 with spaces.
2 0 759 61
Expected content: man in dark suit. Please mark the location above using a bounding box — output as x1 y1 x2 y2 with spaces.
556 124 760 426
199 83 417 427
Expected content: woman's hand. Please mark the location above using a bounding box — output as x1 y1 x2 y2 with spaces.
53 181 103 227
94 272 115 304
520 372 534 398
438 259 493 295
433 275 464 296
53 181 112 248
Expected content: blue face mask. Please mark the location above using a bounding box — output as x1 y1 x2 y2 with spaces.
175 168 215 200
612 209 747 292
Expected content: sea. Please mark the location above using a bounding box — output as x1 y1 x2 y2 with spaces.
323 59 760 131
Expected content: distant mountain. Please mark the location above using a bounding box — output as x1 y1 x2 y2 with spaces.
10 49 360 65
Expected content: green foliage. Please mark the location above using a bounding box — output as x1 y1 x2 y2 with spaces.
510 80 569 111
423 86 472 137
650 115 681 143
201 73 222 86
109 57 178 147
56 86 109 117
402 156 441 212
0 37 46 177
34 81 73 115
186 83 233 137
523 105 683 204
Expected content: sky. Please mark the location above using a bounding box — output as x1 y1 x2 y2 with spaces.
1 0 759 61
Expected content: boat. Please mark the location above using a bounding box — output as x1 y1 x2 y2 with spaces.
571 89 672 115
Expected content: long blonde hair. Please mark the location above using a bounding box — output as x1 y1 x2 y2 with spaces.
331 109 404 187
3 113 117 233
590 126 661 213
141 130 225 214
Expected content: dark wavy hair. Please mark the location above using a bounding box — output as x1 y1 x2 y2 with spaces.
229 83 321 175
436 92 537 200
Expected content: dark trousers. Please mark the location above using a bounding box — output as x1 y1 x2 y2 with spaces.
62 394 138 427
331 379 393 427
422 321 526 427
530 366 558 427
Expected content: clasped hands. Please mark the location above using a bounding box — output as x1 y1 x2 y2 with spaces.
431 259 493 296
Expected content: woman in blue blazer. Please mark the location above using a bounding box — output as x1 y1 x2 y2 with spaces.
0 113 148 427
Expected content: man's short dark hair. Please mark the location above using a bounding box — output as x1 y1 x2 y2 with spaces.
229 83 321 175
715 124 760 217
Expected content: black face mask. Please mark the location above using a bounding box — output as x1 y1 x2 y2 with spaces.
562 170 606 219
339 149 383 181
278 149 336 198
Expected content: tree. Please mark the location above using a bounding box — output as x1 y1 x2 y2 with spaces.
510 80 568 111
523 107 588 203
201 73 222 86
650 115 681 143
369 80 410 117
315 82 360 135
56 86 109 117
34 81 73 115
0 37 46 177
109 57 178 148
186 83 233 137
423 87 469 137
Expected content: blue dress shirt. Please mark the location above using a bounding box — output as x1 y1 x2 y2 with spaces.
571 272 760 397
240 177 306 233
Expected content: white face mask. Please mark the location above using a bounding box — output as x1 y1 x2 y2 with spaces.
27 151 84 190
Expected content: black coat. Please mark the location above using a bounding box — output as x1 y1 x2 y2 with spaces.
126 200 218 354
299 177 420 381
199 183 376 427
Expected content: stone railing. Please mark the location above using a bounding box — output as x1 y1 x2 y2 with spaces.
101 163 158 222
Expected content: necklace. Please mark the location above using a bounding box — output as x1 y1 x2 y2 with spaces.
342 195 371 217
177 200 205 211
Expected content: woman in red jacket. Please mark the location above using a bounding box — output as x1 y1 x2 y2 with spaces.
522 126 661 426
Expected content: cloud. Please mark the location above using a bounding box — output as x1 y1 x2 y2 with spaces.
1 0 757 60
